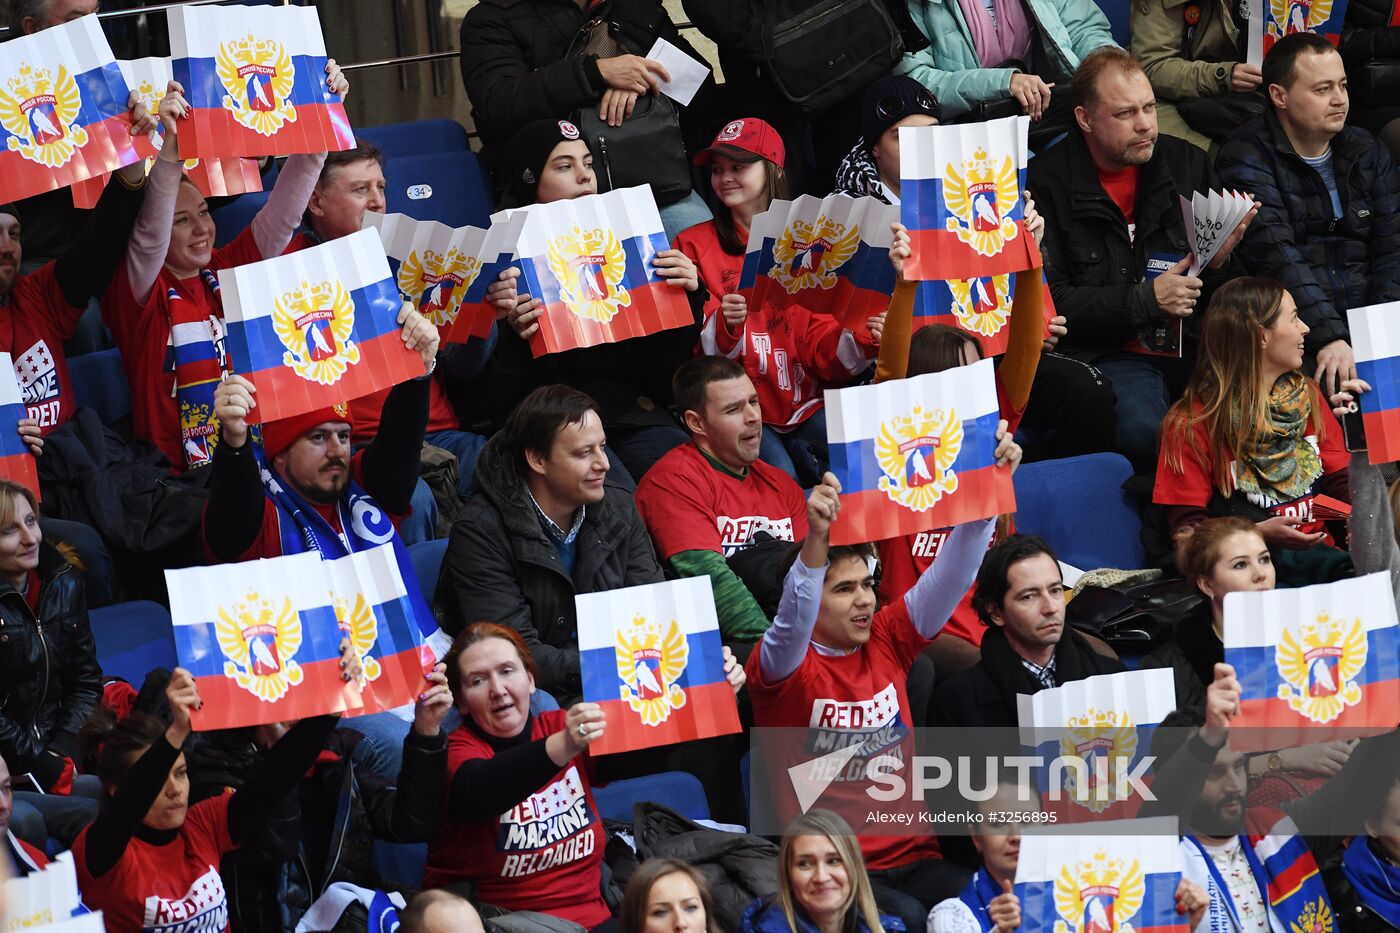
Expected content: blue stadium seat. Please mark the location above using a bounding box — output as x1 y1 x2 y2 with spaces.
383 151 495 229
1095 0 1131 46
593 771 711 824
1012 453 1146 571
373 841 427 890
90 600 177 685
211 190 270 248
355 119 470 159
69 347 132 425
408 539 448 601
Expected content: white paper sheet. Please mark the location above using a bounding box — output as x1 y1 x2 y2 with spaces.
646 37 710 107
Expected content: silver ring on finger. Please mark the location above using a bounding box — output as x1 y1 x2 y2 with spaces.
578 723 588 737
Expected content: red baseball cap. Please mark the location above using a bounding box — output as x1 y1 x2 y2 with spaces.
692 118 785 168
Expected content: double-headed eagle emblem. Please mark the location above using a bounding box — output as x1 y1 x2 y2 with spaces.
334 592 382 684
273 279 360 386
217 33 298 137
768 217 860 295
943 148 1020 258
1267 0 1335 39
875 405 962 512
0 63 87 168
615 615 688 726
398 247 481 328
949 275 1012 338
1054 851 1145 933
1058 708 1138 813
1276 613 1367 724
546 226 632 324
216 591 303 702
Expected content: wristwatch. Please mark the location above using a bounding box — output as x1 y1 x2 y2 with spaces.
1267 752 1284 773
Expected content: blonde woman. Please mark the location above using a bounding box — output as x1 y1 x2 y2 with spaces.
740 810 897 933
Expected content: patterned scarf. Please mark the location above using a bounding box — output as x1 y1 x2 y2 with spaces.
1342 835 1400 928
957 869 1001 932
1243 809 1335 933
1232 371 1324 504
168 269 228 471
833 139 890 204
254 445 451 659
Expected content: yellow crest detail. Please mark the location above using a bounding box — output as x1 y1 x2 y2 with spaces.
1267 0 1335 38
397 246 482 328
545 225 631 323
942 148 1021 258
0 63 89 168
1275 612 1367 724
1057 708 1139 813
214 591 304 703
334 592 381 683
179 398 221 467
1052 850 1145 933
948 274 1013 337
874 404 962 512
216 33 298 137
614 614 689 726
1290 898 1334 933
767 215 861 295
272 279 361 386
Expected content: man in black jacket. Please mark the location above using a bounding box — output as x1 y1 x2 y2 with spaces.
931 536 1124 728
437 384 664 705
1217 32 1400 398
1028 46 1253 473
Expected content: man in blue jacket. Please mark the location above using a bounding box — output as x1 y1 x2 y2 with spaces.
1217 31 1400 397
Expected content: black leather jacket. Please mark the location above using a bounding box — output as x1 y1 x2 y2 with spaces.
0 542 101 790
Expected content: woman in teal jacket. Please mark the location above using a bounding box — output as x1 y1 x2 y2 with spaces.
897 0 1118 124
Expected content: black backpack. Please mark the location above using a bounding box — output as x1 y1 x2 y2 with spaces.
764 0 905 116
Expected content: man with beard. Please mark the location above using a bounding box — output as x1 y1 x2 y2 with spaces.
201 305 439 562
1027 46 1254 472
1148 663 1400 932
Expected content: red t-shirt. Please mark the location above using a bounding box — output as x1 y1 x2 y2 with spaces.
877 529 989 645
746 598 942 869
75 794 234 933
423 710 609 927
1153 397 1349 541
635 442 809 559
1098 165 1139 229
4 263 86 434
101 229 262 472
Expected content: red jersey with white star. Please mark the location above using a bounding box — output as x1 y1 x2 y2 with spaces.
74 794 234 933
422 710 609 927
3 262 86 434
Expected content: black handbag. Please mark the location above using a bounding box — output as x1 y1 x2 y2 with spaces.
1066 579 1206 654
1351 59 1400 108
1176 91 1266 141
572 93 693 206
763 0 904 116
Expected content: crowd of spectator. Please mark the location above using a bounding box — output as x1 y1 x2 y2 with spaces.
5 0 1400 930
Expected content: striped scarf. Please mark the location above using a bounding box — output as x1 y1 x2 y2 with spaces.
168 269 228 471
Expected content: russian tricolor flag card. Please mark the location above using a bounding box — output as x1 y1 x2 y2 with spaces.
737 193 897 330
71 56 264 209
577 576 741 756
1224 571 1400 752
169 3 353 159
1348 300 1400 464
0 354 38 499
0 14 141 204
1248 0 1347 64
825 357 1015 546
1016 818 1188 933
219 227 424 424
1018 669 1177 822
321 544 433 718
898 115 1040 282
167 551 365 729
910 268 1054 358
515 185 693 357
364 209 526 344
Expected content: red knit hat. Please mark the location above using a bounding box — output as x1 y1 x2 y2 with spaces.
261 403 353 459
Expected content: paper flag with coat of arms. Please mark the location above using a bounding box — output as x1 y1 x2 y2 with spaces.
1347 300 1400 464
2 852 99 929
1016 818 1188 933
514 185 693 357
1247 0 1347 64
0 14 142 204
737 193 898 330
0 354 39 500
910 268 1055 358
363 209 526 344
167 545 431 730
577 576 741 756
1018 669 1177 823
1224 570 1400 752
219 227 424 424
169 3 353 159
825 357 1015 545
898 115 1040 281
71 56 264 209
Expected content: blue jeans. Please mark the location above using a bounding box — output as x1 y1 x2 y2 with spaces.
658 190 713 242
757 413 828 487
1092 355 1174 474
424 428 488 499
400 478 440 545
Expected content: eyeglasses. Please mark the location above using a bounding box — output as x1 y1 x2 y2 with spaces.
875 89 939 122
